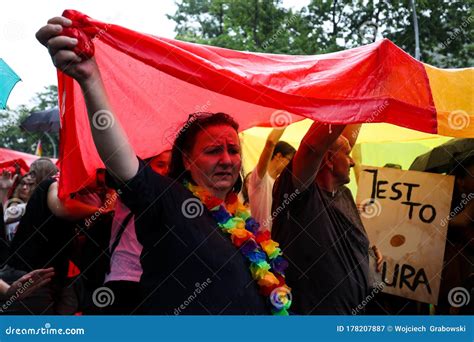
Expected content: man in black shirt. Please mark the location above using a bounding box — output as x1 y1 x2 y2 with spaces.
272 123 370 314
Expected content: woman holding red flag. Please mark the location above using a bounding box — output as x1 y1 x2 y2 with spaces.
36 15 292 315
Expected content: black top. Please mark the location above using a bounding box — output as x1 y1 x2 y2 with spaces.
8 178 75 281
106 159 267 315
332 185 367 234
0 205 8 266
272 163 370 314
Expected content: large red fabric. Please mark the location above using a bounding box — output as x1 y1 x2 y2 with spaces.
0 147 51 174
57 9 438 198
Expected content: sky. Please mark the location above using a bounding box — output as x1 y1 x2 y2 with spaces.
2 0 309 109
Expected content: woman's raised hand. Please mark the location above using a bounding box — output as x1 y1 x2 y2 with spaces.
0 170 17 191
36 16 97 83
36 15 138 182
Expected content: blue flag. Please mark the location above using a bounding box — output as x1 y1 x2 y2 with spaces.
0 58 21 109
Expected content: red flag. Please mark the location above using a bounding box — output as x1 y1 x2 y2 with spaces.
0 147 57 174
56 10 472 199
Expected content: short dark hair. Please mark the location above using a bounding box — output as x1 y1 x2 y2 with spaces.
144 149 171 164
241 171 252 206
168 112 242 192
271 141 296 159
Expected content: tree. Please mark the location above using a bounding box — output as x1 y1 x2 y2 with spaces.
0 86 59 158
32 85 58 111
167 0 314 54
168 0 473 67
338 0 473 68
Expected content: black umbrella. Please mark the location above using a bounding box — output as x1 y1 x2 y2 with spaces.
20 107 60 133
409 138 474 174
20 107 59 158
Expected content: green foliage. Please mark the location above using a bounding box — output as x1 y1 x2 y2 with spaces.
168 0 473 67
0 85 59 158
167 0 314 54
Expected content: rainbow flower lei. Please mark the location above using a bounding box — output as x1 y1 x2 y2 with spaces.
184 181 292 315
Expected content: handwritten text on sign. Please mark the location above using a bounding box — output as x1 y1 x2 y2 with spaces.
356 166 454 305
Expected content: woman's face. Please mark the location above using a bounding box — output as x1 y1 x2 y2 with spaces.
18 174 35 201
150 150 171 176
184 125 241 199
273 152 293 176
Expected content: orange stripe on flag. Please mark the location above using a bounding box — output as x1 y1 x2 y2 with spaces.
424 65 474 137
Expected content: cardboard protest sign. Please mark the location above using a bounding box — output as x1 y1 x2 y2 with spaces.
356 166 454 304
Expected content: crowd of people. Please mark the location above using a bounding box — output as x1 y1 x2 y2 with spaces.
0 15 471 316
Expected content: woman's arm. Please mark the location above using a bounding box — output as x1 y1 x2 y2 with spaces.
255 128 286 179
36 16 138 182
47 182 108 221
